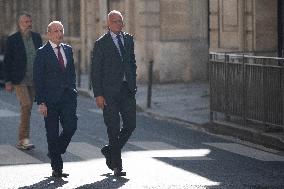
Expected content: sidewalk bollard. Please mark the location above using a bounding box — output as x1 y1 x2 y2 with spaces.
77 50 81 88
147 60 153 108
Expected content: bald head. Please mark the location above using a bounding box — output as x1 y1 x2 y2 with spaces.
108 10 123 21
47 21 64 45
107 10 124 34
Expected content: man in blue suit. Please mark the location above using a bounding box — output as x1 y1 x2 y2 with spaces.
33 21 77 178
91 10 137 177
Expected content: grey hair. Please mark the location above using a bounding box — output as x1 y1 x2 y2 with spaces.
47 21 64 33
108 10 123 20
18 12 31 22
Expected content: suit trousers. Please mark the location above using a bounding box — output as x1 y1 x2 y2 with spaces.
14 85 35 141
103 82 136 169
44 89 77 171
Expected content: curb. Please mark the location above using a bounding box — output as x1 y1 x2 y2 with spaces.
204 121 284 151
137 104 284 151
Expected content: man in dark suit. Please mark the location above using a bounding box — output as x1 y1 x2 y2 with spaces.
91 10 137 177
3 12 42 150
33 21 77 178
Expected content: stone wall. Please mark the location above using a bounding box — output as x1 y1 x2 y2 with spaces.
0 0 210 83
0 0 280 83
210 0 277 54
124 0 209 83
0 0 82 69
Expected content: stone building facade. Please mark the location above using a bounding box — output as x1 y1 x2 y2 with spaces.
0 0 282 83
209 0 283 56
0 0 209 83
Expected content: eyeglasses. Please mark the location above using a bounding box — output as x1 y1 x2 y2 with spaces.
110 20 123 25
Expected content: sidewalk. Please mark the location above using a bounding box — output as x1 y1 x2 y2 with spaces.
77 76 284 151
136 82 210 125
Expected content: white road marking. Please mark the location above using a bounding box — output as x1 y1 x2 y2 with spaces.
130 141 177 150
0 109 19 117
204 142 284 161
67 142 103 160
89 108 103 115
0 145 42 165
3 141 284 188
123 151 219 187
0 142 219 188
130 141 213 161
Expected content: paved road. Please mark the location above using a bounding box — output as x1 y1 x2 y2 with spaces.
0 88 284 189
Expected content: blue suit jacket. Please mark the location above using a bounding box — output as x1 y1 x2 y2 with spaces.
33 42 76 105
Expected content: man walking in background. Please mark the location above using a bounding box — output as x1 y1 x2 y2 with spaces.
91 10 137 177
3 12 42 150
33 21 77 177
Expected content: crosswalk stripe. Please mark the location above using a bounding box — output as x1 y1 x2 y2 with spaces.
1 140 283 168
129 141 213 161
67 142 103 160
88 109 103 115
0 145 42 165
203 142 284 161
0 109 19 117
130 141 177 150
0 146 219 188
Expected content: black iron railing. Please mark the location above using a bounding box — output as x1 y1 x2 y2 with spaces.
209 52 284 130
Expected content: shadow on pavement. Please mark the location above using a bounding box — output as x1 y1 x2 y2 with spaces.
18 176 68 189
75 173 129 189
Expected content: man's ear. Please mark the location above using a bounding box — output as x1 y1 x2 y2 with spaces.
47 31 51 39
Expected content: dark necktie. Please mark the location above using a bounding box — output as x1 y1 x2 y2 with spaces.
56 46 65 71
116 34 126 58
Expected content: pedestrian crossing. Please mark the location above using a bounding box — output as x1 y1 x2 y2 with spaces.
0 145 42 165
89 108 103 115
67 142 102 160
129 141 213 161
1 141 283 166
0 109 19 117
1 141 284 189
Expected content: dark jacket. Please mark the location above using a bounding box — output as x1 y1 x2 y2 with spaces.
33 42 77 104
91 31 137 98
3 31 42 84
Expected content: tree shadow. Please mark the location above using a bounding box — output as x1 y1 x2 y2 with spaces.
75 173 129 189
18 176 68 189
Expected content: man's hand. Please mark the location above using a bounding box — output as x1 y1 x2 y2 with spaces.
38 103 48 117
5 83 13 92
96 96 107 110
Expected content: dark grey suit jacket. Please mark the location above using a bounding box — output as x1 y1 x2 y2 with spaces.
91 31 137 98
33 42 77 105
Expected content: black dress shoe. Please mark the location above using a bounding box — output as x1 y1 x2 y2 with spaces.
101 145 113 170
52 170 69 178
113 167 126 177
